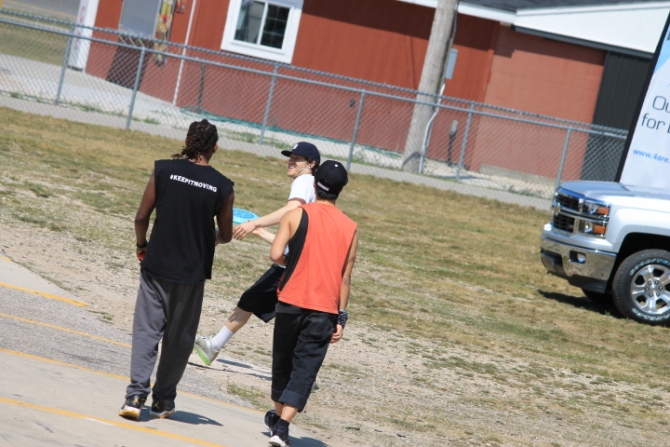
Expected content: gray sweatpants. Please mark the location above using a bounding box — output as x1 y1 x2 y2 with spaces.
125 269 204 403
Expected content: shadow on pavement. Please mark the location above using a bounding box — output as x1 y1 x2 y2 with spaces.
217 358 255 369
292 436 331 447
168 411 224 426
187 358 272 382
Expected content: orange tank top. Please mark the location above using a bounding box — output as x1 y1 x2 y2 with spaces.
278 202 357 314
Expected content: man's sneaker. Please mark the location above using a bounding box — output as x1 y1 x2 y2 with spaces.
118 395 146 420
264 409 280 433
193 335 219 366
149 400 176 418
268 428 291 447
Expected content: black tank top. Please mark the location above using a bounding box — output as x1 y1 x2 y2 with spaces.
141 159 234 283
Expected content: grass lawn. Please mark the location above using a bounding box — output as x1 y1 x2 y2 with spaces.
0 18 69 66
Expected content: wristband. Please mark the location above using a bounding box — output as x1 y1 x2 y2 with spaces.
337 310 349 327
136 241 148 250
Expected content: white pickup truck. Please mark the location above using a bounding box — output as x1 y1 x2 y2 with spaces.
540 181 670 325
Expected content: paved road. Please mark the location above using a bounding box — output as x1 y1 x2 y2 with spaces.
0 253 327 447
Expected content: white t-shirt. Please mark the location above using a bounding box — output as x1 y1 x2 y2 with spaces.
280 174 316 264
288 174 316 204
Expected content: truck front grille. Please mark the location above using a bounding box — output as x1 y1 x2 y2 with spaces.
550 187 609 237
552 190 579 232
554 193 579 212
552 213 575 232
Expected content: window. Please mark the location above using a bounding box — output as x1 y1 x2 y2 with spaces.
119 0 162 37
221 0 303 63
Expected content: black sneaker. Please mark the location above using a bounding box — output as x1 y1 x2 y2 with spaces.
264 409 280 433
149 400 176 418
118 395 146 420
268 426 290 447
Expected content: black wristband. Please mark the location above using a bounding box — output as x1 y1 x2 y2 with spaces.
338 309 349 327
136 241 148 250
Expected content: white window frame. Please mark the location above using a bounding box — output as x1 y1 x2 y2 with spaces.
221 0 303 64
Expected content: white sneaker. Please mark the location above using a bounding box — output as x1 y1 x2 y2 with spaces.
193 335 219 366
268 431 291 447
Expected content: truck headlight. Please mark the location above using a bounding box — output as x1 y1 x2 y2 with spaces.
583 199 610 216
578 219 607 236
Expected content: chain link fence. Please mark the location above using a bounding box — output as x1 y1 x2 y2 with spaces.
0 10 628 207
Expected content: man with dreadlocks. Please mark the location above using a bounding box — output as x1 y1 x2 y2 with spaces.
119 119 235 420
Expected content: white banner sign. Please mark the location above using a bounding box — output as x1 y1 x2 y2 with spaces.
620 13 670 187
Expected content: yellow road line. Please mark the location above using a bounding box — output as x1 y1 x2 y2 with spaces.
0 397 227 447
0 313 131 348
0 349 261 414
0 281 86 306
0 256 11 262
0 348 128 380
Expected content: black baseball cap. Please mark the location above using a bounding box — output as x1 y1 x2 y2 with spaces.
315 160 348 195
281 142 321 164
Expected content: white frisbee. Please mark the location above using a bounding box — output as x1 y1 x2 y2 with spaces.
233 208 259 225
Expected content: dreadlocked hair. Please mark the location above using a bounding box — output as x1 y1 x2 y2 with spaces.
173 119 219 160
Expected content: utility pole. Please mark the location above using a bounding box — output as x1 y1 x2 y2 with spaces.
402 0 458 173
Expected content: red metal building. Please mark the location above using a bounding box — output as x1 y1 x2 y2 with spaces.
86 0 664 179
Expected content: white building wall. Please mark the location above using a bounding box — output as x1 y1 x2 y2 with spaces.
396 0 670 54
515 2 670 54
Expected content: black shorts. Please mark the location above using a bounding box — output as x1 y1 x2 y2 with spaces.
237 264 285 323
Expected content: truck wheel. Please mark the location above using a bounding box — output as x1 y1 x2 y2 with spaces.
612 249 670 325
581 289 611 304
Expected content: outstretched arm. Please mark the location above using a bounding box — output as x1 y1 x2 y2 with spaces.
251 227 276 244
233 198 303 241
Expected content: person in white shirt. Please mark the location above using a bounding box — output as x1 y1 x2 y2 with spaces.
194 142 320 365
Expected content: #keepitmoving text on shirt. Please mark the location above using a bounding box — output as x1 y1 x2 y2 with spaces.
169 174 218 192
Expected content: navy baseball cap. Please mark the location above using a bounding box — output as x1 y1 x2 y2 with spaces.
281 142 321 164
315 160 348 195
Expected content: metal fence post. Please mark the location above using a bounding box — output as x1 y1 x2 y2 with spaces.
456 104 475 180
555 128 573 190
346 92 366 170
260 64 279 145
197 62 206 113
126 46 146 130
55 25 75 105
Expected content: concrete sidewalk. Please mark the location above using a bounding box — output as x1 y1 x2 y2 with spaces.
0 253 327 447
0 350 275 447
